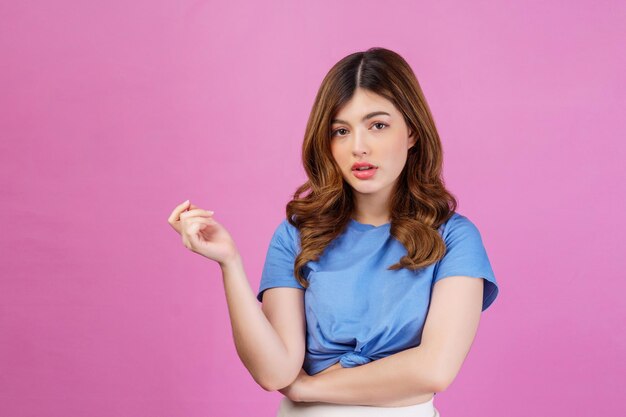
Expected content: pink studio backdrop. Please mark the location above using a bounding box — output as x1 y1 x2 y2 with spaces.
1 1 624 416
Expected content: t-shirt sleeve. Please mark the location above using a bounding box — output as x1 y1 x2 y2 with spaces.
256 219 305 302
433 213 499 311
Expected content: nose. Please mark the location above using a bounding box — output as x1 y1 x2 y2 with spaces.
351 130 370 157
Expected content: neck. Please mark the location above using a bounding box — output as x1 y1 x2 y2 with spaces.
352 192 392 225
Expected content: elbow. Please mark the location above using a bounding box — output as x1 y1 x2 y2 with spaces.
429 367 457 393
257 370 298 392
259 380 278 392
256 373 282 392
258 379 291 393
430 375 450 393
257 376 280 392
249 352 304 391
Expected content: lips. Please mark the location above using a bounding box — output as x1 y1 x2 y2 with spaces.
350 161 378 180
351 161 378 171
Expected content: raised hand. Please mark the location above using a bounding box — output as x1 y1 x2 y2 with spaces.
167 200 239 266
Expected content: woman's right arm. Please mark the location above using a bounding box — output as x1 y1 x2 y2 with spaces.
168 200 305 391
220 255 306 391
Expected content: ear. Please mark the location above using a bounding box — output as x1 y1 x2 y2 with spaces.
408 128 417 149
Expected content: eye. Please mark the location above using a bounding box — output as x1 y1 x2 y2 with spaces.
331 123 388 137
331 128 348 137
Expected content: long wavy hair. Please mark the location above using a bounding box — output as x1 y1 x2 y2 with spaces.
286 47 458 287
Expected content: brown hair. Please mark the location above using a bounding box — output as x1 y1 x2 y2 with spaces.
286 47 457 287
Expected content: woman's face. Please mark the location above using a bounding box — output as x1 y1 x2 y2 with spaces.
330 88 416 201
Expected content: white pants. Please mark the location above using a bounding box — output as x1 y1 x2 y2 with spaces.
276 396 440 417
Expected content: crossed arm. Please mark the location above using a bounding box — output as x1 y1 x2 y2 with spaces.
281 276 484 405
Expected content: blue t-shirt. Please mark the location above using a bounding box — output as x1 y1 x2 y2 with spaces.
256 212 499 376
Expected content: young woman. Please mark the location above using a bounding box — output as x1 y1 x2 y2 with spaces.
168 47 499 417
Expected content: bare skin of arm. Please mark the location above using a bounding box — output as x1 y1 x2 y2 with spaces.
318 363 433 406
168 200 306 391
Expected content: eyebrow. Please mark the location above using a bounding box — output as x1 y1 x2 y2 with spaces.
331 111 391 125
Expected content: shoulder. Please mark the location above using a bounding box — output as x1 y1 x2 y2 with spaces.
271 217 301 251
439 212 482 241
276 217 299 238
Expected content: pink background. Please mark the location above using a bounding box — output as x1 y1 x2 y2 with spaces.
1 1 624 416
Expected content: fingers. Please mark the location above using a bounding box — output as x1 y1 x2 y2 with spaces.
168 199 191 224
182 218 216 250
168 200 215 224
185 218 215 236
169 200 216 240
180 208 214 220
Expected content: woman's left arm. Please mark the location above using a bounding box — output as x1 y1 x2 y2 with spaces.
285 276 484 406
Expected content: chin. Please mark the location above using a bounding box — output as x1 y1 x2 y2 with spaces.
350 183 381 193
343 174 385 193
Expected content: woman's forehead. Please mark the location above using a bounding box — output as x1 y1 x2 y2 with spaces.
333 92 398 122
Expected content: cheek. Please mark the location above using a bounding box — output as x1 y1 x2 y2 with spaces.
330 146 344 166
383 142 409 169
